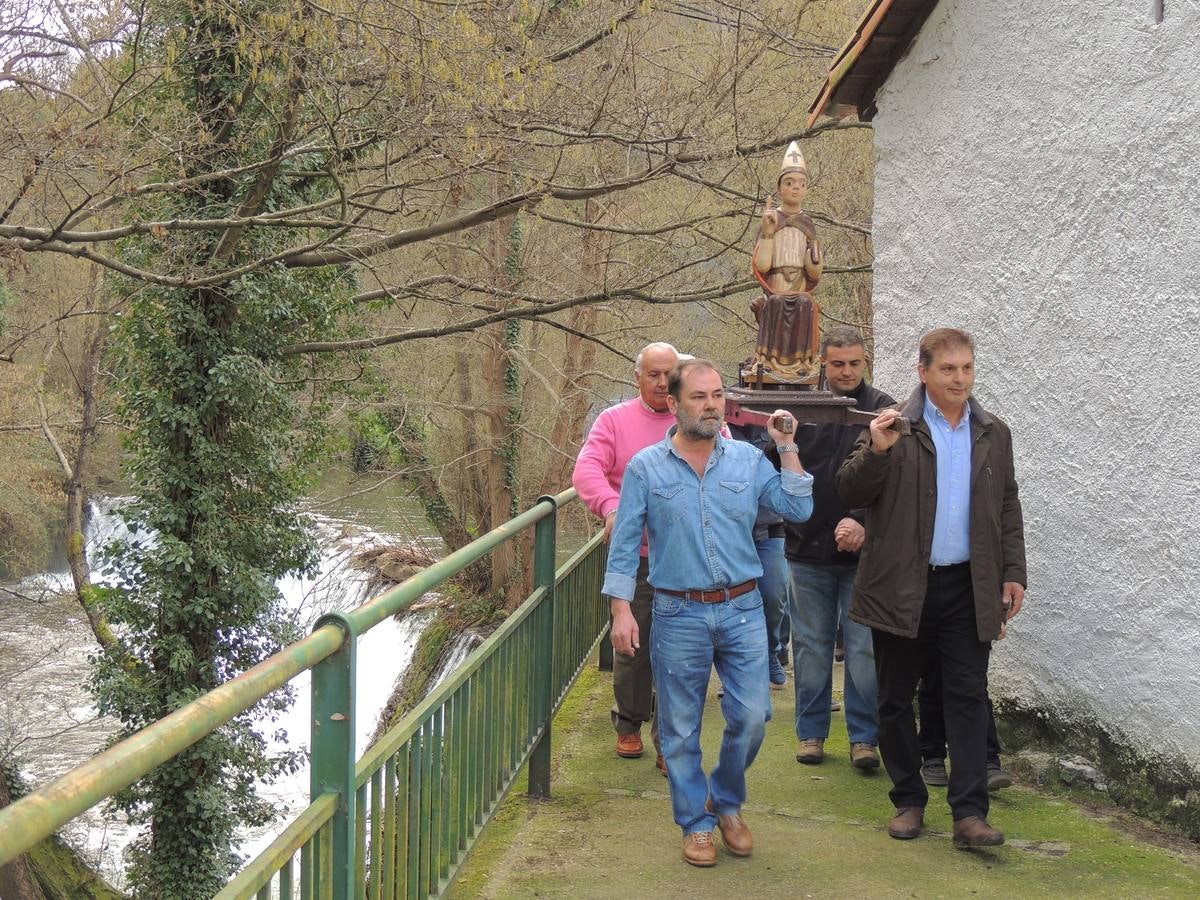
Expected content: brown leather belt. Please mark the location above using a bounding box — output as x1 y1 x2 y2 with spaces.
656 579 757 604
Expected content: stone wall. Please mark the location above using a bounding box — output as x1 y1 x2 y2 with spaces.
867 0 1200 769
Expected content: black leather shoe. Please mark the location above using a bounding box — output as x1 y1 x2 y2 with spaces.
987 763 1014 791
921 758 949 787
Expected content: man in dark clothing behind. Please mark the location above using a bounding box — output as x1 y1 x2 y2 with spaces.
787 326 895 768
835 327 1026 848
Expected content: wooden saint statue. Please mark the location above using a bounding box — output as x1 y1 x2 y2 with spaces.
746 141 824 385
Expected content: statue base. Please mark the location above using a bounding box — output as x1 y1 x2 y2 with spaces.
726 384 881 434
725 385 910 434
738 359 820 389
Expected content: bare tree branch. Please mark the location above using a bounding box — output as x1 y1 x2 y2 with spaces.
281 279 760 356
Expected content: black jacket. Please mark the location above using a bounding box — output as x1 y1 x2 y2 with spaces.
784 379 895 565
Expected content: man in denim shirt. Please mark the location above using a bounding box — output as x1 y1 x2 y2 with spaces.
602 359 814 867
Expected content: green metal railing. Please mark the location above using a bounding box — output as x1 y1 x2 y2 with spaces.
0 488 610 899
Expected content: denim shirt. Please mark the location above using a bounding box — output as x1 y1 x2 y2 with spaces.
923 394 972 565
602 429 814 601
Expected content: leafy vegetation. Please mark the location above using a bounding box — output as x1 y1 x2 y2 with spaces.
1 0 876 891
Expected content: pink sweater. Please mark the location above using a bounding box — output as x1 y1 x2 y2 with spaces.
572 398 675 553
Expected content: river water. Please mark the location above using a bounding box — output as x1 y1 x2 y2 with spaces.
0 474 459 890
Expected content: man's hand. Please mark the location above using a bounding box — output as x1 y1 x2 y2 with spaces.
603 510 618 543
1002 582 1025 620
834 517 865 552
766 409 797 445
610 600 640 657
869 408 903 454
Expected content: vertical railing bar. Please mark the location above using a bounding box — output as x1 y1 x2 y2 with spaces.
369 769 382 900
504 636 516 774
429 711 443 893
309 612 357 899
472 665 483 828
381 757 396 900
420 720 434 900
406 729 422 900
458 677 471 847
528 496 557 797
527 614 536 748
445 691 458 866
491 654 501 799
280 854 293 900
395 742 409 900
320 818 334 897
442 696 455 879
301 837 313 900
480 658 493 818
355 782 367 900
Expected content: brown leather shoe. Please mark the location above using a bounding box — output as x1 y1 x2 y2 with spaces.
953 815 1004 848
682 831 717 867
887 806 924 840
717 811 752 857
705 798 752 856
850 743 881 769
655 753 668 776
616 733 644 758
795 738 825 764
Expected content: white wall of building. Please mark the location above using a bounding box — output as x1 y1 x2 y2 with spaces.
867 0 1200 766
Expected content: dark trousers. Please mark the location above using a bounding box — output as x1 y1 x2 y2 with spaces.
918 662 1002 767
872 563 991 821
611 557 659 750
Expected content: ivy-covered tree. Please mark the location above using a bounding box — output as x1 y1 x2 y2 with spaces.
0 0 875 891
87 2 354 894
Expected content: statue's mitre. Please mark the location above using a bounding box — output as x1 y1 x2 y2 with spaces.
778 141 807 184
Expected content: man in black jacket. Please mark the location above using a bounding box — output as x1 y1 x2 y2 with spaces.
787 326 895 768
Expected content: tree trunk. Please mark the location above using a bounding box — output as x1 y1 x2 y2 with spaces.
65 320 118 652
0 772 48 900
481 208 524 604
538 197 607 498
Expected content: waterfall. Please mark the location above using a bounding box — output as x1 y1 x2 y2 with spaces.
0 496 446 889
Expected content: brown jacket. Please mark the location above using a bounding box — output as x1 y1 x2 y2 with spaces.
835 386 1027 641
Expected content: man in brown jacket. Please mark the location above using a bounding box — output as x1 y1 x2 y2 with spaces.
835 328 1026 848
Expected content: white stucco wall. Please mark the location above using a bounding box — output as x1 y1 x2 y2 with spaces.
868 1 1200 767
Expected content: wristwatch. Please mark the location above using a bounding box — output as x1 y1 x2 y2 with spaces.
775 443 800 455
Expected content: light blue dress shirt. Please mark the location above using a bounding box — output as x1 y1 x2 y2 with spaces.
601 429 814 601
923 394 972 565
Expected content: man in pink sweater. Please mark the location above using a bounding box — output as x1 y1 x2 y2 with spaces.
573 341 679 771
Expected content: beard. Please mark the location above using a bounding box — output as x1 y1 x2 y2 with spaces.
678 407 722 440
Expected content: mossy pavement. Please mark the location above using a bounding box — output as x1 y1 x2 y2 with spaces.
450 661 1200 899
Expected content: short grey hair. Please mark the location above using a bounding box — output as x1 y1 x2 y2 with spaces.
820 325 866 357
634 342 679 373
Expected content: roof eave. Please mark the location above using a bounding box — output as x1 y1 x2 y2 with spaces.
806 0 942 128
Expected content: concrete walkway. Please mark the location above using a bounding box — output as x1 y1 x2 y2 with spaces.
451 661 1200 898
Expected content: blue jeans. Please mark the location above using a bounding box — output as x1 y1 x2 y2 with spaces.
651 588 771 835
756 537 790 657
789 562 878 745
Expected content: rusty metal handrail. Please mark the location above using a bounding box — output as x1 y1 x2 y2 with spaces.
0 488 584 872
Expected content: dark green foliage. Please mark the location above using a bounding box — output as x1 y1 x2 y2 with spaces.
87 1 357 895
